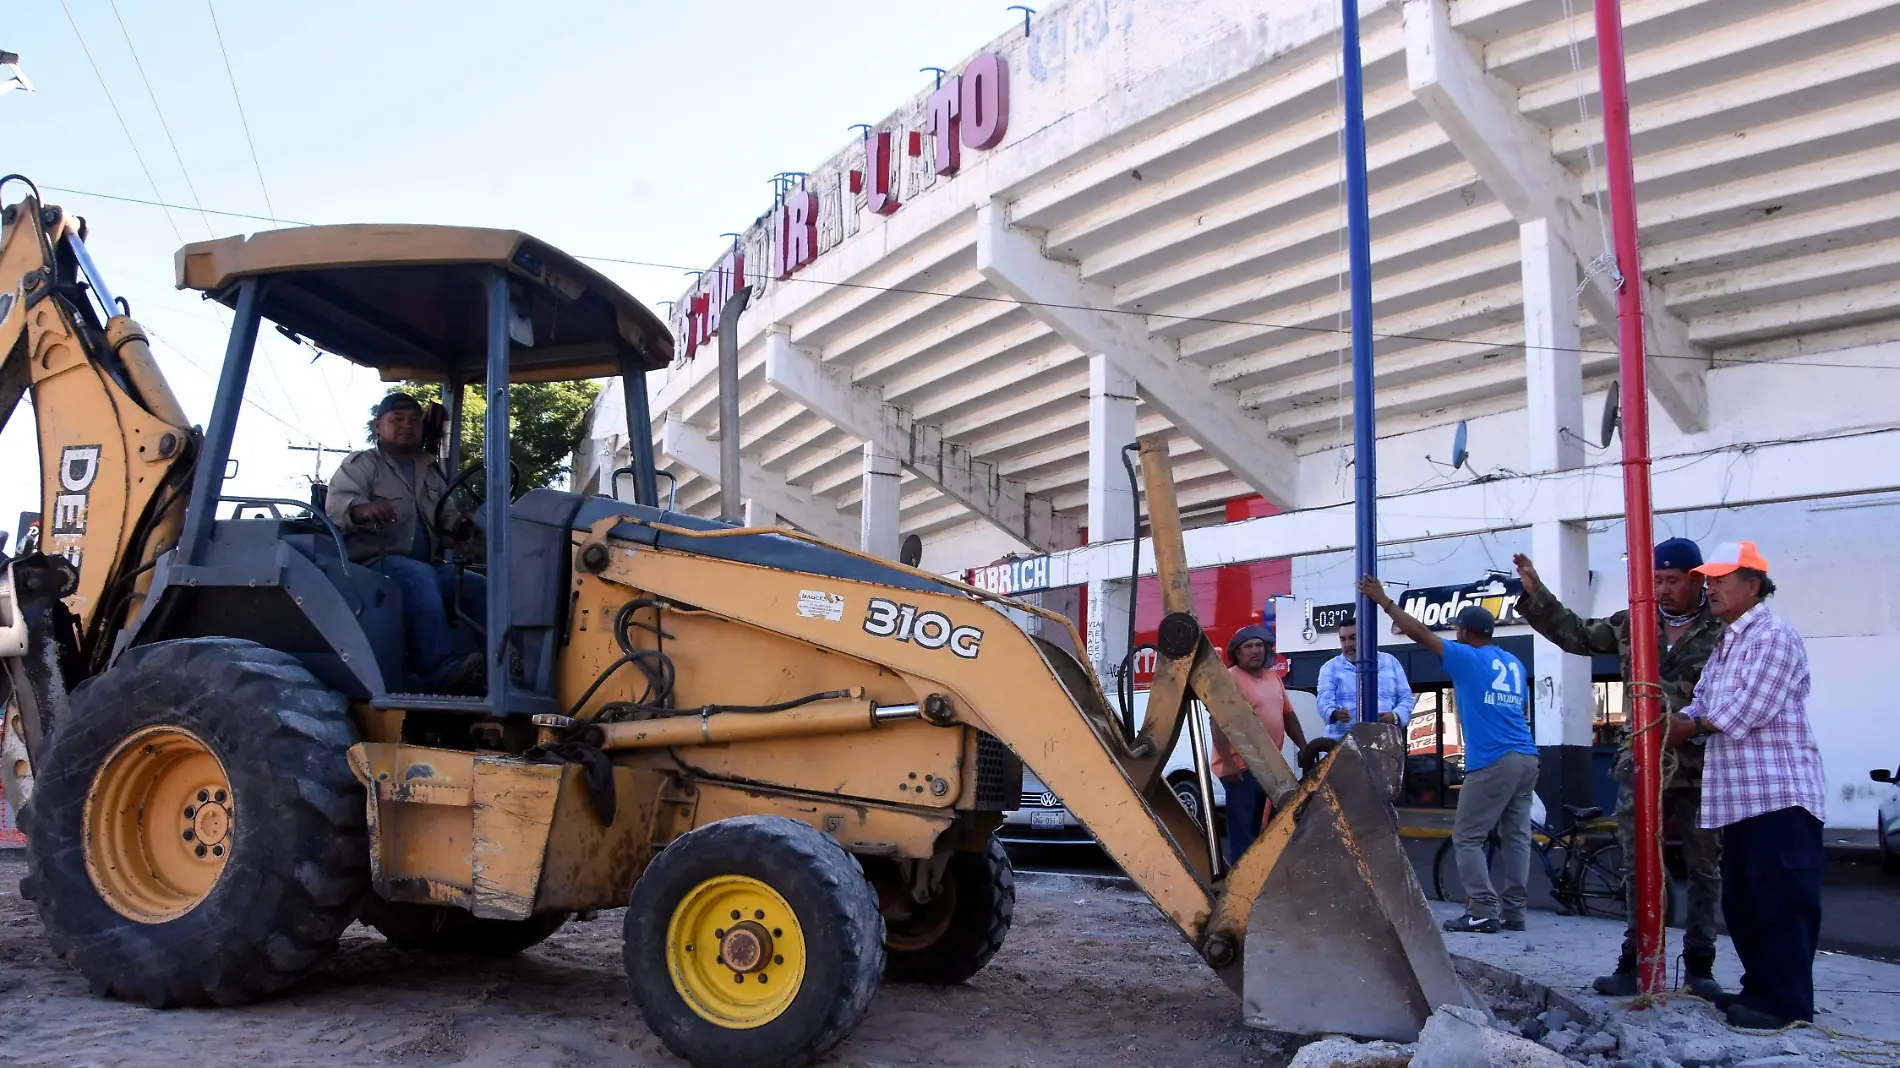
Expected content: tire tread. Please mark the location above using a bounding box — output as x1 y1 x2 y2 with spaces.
23 638 369 1007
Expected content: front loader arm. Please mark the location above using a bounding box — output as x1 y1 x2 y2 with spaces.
0 191 195 668
584 535 1223 942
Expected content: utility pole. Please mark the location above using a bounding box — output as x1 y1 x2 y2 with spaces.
287 442 353 510
1592 0 1668 996
1340 0 1381 724
287 442 353 483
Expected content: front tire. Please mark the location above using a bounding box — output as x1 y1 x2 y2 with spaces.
882 835 1014 984
21 638 369 1006
361 893 568 956
624 816 883 1068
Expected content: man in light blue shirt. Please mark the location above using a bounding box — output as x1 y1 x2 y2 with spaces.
1316 615 1416 740
1361 577 1539 936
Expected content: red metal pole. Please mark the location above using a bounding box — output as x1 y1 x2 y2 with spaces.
1593 0 1667 996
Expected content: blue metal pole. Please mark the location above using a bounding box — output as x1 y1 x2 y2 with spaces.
1341 0 1381 725
484 270 513 711
178 277 262 568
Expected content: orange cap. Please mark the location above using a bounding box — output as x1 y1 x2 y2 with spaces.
1694 540 1769 577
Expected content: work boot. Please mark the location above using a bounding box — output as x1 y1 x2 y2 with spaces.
435 652 486 696
1683 949 1728 1003
1593 945 1640 997
1725 1002 1791 1030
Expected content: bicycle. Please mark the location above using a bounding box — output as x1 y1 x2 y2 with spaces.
1431 804 1632 918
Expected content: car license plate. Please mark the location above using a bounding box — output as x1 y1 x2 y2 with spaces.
1031 810 1065 830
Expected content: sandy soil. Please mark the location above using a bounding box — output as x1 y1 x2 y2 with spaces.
0 857 1298 1068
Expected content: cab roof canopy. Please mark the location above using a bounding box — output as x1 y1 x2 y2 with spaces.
175 224 673 382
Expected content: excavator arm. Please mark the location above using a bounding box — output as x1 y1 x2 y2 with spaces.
0 181 196 778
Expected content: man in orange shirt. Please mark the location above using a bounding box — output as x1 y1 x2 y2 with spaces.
1212 625 1310 863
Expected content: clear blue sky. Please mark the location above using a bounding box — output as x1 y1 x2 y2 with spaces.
2 0 1014 527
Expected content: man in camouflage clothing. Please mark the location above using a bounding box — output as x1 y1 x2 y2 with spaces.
1513 538 1726 999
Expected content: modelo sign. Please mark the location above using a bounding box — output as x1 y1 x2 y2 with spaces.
1394 576 1525 632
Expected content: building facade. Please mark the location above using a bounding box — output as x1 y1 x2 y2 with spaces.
578 0 1900 828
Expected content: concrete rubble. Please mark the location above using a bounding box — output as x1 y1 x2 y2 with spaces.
1277 999 1882 1068
1288 1037 1416 1068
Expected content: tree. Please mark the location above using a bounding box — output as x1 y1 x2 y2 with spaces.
366 380 602 490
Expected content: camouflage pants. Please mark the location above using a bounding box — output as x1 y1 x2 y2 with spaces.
1613 751 1722 957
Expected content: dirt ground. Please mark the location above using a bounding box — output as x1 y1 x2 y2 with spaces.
0 857 1299 1068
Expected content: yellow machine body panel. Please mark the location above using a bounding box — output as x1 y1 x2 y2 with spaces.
0 200 192 646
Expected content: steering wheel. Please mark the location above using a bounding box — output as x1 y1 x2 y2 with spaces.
435 459 522 537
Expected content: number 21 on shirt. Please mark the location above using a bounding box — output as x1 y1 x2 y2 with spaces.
1489 659 1523 705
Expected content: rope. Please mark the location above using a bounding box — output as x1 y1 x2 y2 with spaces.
1619 992 1900 1066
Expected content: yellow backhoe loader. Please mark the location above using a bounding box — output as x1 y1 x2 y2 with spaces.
0 178 1481 1068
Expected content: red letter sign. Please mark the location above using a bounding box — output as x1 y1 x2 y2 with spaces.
928 79 962 176
863 130 901 216
778 190 818 278
960 52 1009 150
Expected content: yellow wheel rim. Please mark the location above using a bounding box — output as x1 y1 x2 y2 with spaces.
83 726 233 924
666 875 806 1029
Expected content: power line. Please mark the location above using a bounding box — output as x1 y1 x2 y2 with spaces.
30 186 1900 377
203 0 277 227
38 185 309 226
142 325 320 443
56 0 185 245
106 0 215 239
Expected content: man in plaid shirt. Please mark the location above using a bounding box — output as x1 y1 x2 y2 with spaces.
1668 541 1826 1029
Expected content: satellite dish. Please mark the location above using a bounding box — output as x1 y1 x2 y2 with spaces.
899 534 923 568
1450 420 1469 470
1600 380 1621 448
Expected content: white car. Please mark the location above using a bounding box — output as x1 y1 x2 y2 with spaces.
1872 764 1900 875
999 688 1320 845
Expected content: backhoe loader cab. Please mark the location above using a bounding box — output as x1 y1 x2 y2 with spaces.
148 225 677 714
3 197 1482 1068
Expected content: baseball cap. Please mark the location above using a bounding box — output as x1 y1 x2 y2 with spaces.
375 392 423 417
1454 605 1496 636
1653 537 1702 573
1693 541 1769 578
1226 624 1274 663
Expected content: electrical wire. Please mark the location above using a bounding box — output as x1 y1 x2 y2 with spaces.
39 185 307 225
28 186 1900 376
203 0 278 227
55 0 185 245
106 0 215 240
141 324 321 442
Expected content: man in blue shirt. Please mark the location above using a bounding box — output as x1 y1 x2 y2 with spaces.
1360 577 1539 935
1316 615 1416 740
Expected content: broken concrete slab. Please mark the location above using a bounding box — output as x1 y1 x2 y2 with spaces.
1669 1039 1731 1068
1412 1005 1570 1068
1287 1037 1415 1068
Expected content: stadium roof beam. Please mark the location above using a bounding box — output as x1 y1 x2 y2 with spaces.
659 415 856 545
1403 0 1711 434
974 199 1301 508
763 328 1075 551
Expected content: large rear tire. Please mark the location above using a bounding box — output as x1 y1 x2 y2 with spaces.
624 815 883 1068
882 835 1014 984
360 893 568 956
19 638 369 1007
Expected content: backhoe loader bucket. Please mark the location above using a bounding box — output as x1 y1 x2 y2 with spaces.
1234 736 1483 1040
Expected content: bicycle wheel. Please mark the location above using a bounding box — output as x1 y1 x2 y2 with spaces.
1432 836 1498 904
1579 842 1630 920
1432 839 1454 901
